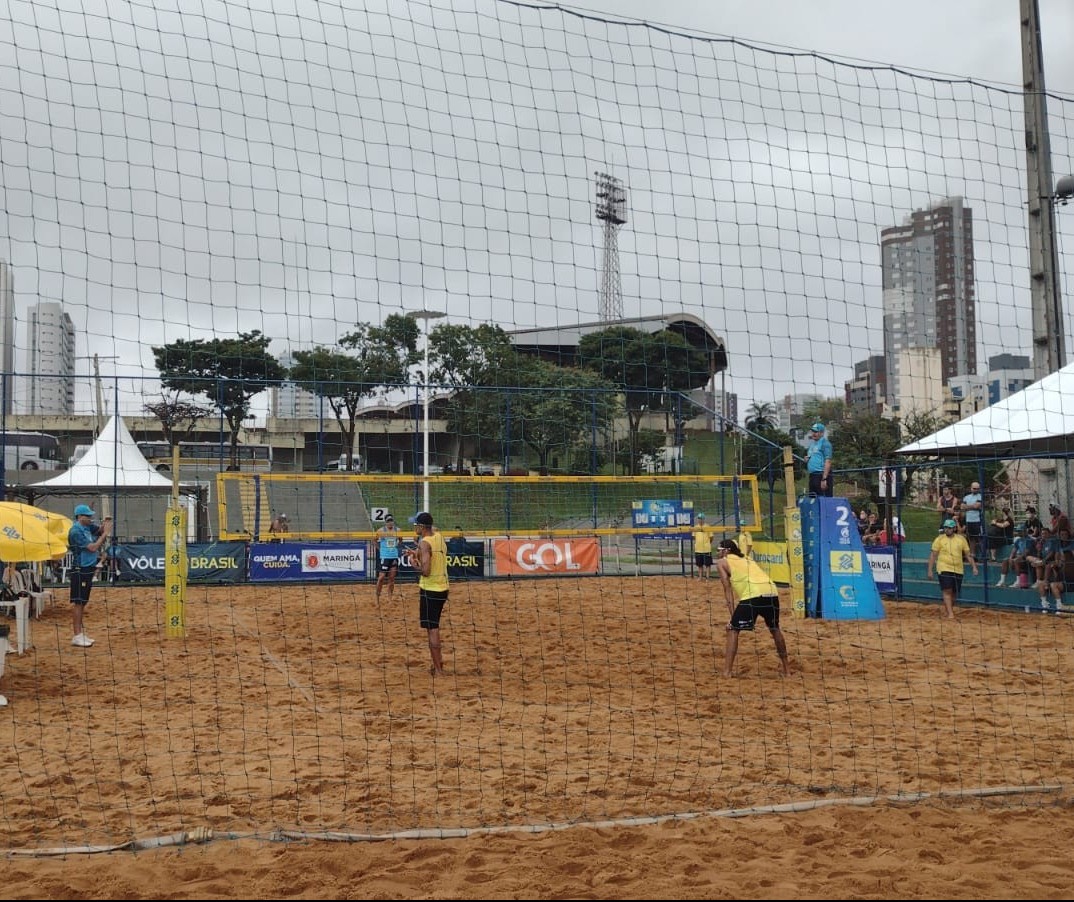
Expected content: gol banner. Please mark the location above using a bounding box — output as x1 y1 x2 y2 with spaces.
494 537 601 576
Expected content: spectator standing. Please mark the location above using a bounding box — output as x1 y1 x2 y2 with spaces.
961 482 984 559
936 486 960 528
986 507 1014 561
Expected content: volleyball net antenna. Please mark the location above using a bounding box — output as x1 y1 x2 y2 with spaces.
0 0 1072 852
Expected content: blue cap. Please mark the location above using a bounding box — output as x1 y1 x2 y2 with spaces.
74 504 95 517
811 422 825 433
409 511 433 526
696 512 705 519
943 518 957 529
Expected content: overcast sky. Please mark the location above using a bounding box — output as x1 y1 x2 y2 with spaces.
1 0 1072 417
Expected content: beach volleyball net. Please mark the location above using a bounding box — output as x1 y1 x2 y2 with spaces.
1 0 1074 854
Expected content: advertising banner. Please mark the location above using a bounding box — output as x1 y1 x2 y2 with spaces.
631 499 694 539
493 537 601 576
865 546 898 594
752 540 791 585
113 542 247 584
384 539 486 581
251 539 486 582
249 542 370 581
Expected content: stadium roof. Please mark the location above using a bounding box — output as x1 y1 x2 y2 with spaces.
507 313 728 374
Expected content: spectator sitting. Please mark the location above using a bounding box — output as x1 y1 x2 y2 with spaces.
861 512 883 546
1023 506 1043 539
995 526 1036 588
876 515 906 546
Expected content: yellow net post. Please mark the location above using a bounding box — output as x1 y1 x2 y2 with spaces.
164 444 187 638
783 446 806 619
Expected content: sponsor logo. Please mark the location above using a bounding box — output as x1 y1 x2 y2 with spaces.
838 584 857 602
301 548 365 573
829 550 862 574
515 541 581 571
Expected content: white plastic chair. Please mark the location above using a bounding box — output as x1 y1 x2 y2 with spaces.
0 587 31 655
15 569 54 619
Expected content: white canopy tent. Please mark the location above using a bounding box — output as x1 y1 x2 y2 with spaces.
895 363 1074 459
29 415 181 493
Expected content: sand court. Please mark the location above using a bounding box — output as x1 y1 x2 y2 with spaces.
1 576 1072 897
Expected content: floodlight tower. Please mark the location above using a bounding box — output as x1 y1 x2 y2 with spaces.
594 171 628 322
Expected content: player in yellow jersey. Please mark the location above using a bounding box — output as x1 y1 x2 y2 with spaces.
411 511 449 675
715 539 789 677
692 512 713 578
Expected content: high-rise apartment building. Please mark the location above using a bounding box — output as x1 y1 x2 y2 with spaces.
844 355 887 416
26 301 76 414
271 351 326 419
880 197 976 414
0 261 15 414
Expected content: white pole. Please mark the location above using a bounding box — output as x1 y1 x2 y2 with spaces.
422 329 431 513
408 309 446 512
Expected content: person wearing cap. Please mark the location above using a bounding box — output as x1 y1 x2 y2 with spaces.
410 511 449 676
927 518 978 619
268 512 290 540
715 539 790 677
1048 503 1071 536
806 423 833 497
735 522 755 560
994 524 1036 588
374 514 401 601
67 503 112 647
691 512 713 579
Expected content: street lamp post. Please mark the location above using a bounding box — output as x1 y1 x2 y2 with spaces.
408 309 446 513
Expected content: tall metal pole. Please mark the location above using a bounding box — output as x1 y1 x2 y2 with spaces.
1021 0 1068 508
594 171 628 322
409 309 446 512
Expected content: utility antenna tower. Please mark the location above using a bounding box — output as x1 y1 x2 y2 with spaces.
594 171 627 322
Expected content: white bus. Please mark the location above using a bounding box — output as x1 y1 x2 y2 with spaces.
2 431 62 471
138 441 273 473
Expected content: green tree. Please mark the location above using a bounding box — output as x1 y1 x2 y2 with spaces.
143 392 213 448
744 401 778 433
835 414 904 472
801 398 847 434
508 358 619 472
429 323 519 470
577 327 709 474
152 330 284 469
290 315 417 470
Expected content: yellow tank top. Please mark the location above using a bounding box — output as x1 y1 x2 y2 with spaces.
418 531 449 592
725 554 777 601
693 529 712 553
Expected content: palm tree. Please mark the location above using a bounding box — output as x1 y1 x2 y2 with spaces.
745 401 778 433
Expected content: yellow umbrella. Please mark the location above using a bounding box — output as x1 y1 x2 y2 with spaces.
0 502 73 562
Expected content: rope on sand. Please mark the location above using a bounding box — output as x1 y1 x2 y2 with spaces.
4 784 1062 857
